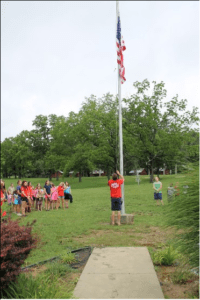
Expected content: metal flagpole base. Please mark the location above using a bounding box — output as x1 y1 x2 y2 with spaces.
110 214 134 225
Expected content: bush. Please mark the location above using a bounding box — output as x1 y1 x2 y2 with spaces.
165 168 199 267
0 218 37 293
60 252 77 264
2 272 72 299
151 246 179 266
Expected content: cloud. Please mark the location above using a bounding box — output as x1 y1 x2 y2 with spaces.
1 1 199 141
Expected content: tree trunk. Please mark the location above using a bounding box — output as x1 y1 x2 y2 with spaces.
107 168 110 181
79 172 82 182
156 167 159 176
175 164 177 175
49 171 52 181
150 162 154 183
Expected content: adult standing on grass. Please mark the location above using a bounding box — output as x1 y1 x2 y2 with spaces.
153 176 164 206
44 180 52 211
108 170 124 226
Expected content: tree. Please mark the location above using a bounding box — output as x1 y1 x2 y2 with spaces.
123 79 199 182
77 94 119 179
1 138 15 178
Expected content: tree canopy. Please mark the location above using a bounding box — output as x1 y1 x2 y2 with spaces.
1 80 199 181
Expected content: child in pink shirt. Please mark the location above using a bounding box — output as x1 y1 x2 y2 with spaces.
51 183 58 210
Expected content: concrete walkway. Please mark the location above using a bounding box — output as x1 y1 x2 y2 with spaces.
73 247 164 299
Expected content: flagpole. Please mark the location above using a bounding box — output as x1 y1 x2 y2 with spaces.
116 0 125 215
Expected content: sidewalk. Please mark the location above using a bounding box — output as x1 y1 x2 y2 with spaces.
73 247 164 299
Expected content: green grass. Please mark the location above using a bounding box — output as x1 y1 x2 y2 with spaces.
2 263 74 299
3 174 188 265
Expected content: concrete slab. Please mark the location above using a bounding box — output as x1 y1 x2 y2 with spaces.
73 247 164 299
110 214 134 225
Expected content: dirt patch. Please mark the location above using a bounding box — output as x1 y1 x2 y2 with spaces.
24 264 47 277
70 247 92 269
156 266 199 299
73 226 180 248
132 226 177 247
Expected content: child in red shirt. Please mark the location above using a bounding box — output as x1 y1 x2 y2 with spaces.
21 181 29 217
57 182 65 209
108 170 124 226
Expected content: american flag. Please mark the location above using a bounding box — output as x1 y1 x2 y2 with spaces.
116 15 126 84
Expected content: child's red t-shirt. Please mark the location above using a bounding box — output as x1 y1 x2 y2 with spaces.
1 190 4 200
21 186 29 198
108 179 124 198
28 186 32 196
57 186 64 197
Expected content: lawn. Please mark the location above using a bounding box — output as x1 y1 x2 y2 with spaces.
3 174 187 265
3 173 199 299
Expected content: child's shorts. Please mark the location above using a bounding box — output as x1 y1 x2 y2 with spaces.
111 198 122 211
64 193 73 203
154 192 162 200
14 199 19 205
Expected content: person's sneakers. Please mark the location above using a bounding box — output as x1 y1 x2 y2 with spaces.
17 213 22 216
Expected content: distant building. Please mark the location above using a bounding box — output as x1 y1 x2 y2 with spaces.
51 170 63 178
129 169 147 175
159 168 170 175
91 170 106 177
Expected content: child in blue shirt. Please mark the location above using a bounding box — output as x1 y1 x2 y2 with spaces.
64 182 73 208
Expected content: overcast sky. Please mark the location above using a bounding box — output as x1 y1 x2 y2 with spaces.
1 1 199 141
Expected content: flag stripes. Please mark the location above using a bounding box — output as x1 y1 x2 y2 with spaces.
116 15 126 84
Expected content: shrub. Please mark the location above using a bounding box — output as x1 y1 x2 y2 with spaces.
2 272 72 299
60 252 77 264
165 168 199 267
152 246 179 266
0 218 37 294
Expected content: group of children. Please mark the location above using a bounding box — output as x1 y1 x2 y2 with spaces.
153 177 180 205
1 179 73 217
